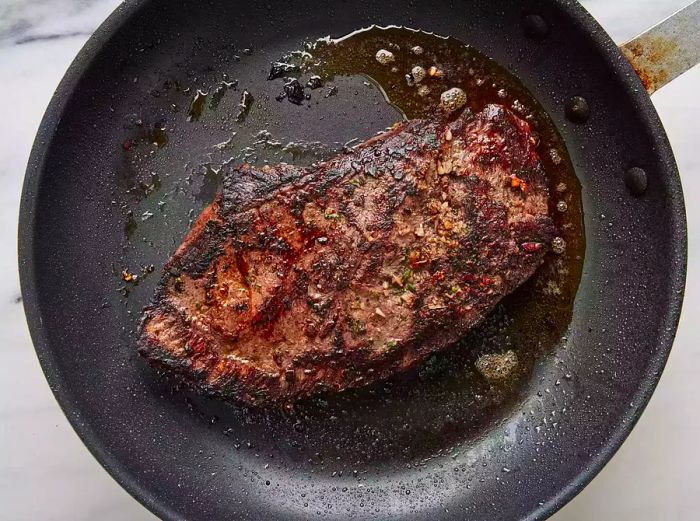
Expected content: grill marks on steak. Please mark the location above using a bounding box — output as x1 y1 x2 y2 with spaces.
139 105 554 404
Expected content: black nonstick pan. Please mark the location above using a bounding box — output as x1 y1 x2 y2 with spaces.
18 0 691 519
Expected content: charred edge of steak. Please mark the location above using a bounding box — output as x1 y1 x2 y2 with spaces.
138 104 555 406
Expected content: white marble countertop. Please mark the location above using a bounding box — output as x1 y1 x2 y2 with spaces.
1 0 698 519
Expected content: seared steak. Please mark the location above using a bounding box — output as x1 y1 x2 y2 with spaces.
139 105 554 405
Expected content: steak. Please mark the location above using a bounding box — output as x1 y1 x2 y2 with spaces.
139 105 555 405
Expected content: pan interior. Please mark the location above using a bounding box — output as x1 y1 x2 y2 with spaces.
20 1 685 520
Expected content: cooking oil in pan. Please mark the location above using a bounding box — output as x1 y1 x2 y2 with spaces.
306 26 584 379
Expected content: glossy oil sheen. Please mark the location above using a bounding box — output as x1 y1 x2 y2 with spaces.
310 24 585 398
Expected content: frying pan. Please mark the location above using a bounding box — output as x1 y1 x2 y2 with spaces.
18 0 693 519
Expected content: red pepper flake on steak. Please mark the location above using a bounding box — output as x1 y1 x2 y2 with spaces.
139 104 555 405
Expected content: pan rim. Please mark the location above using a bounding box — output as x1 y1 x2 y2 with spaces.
17 2 185 519
17 1 687 520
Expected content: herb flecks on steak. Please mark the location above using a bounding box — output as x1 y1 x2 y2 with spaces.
139 105 554 405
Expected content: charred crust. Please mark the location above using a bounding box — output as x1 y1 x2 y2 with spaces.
138 105 555 406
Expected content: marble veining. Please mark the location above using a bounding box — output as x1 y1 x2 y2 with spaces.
0 0 697 519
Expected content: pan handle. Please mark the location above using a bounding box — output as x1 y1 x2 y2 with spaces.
619 0 700 94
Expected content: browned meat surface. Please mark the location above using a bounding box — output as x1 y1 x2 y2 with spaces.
139 105 555 405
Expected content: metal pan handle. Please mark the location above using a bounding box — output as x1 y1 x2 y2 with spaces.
620 0 700 94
